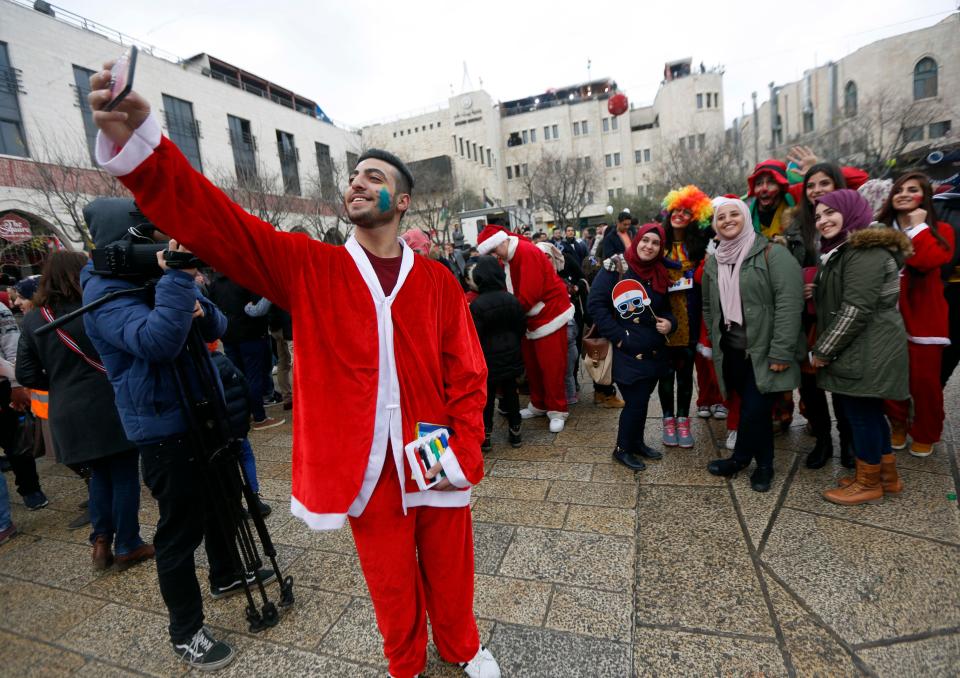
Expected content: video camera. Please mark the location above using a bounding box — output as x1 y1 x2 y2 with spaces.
90 205 204 278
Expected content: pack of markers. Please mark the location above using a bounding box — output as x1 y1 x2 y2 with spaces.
404 423 450 491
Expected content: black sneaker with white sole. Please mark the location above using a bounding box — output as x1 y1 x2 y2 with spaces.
172 626 235 671
210 568 276 599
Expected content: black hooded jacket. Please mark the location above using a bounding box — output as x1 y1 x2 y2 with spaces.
468 256 526 380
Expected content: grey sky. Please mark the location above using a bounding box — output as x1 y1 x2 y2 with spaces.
62 0 957 128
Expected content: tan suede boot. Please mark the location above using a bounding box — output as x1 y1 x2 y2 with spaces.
890 420 908 450
837 453 903 495
823 459 883 505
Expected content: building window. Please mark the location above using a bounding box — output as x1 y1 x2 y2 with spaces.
604 154 612 168
697 93 703 109
399 130 404 136
611 116 618 131
553 159 561 172
543 125 551 140
515 164 521 178
635 150 642 164
530 128 537 143
507 166 513 180
228 114 257 181
315 142 334 200
914 58 938 100
437 121 441 128
346 152 358 171
473 143 478 160
72 65 98 163
0 42 28 158
276 130 300 196
697 134 705 150
522 129 528 144
929 120 952 139
584 156 591 169
522 163 528 177
487 148 492 166
415 127 419 133
616 188 623 198
608 189 615 201
803 110 815 134
644 149 651 162
393 132 397 138
844 81 858 118
581 120 589 134
613 152 621 166
573 121 581 136
429 123 433 130
679 137 686 150
459 138 465 156
587 191 594 204
903 125 924 143
602 117 610 132
466 143 472 160
552 124 559 138
478 144 483 163
162 94 203 172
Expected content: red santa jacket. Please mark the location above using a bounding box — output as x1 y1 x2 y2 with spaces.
502 235 575 339
96 115 487 530
898 220 955 345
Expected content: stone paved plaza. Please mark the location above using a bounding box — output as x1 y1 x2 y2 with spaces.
1 379 959 677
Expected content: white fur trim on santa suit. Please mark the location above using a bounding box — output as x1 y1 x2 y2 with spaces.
503 236 520 293
525 303 575 340
526 301 545 317
477 229 508 255
96 112 162 175
907 335 951 345
903 223 929 239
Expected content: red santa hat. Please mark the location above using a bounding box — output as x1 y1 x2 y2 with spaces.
612 278 650 309
747 159 790 196
477 224 510 255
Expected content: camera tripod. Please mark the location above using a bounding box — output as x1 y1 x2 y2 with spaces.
38 284 294 632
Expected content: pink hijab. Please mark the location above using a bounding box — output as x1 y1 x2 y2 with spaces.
401 229 431 256
712 197 756 329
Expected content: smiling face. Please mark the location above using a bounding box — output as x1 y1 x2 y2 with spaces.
714 204 745 240
635 231 661 262
814 203 844 241
344 158 410 229
891 178 924 214
669 208 693 229
805 171 835 204
753 173 782 209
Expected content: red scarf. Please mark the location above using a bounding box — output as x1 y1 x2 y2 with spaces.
624 223 670 294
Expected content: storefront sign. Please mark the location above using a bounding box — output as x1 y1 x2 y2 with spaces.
0 213 33 244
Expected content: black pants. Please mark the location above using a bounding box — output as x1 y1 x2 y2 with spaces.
798 371 831 440
485 375 520 431
942 282 960 387
615 377 657 455
139 436 238 644
722 349 774 469
658 346 695 418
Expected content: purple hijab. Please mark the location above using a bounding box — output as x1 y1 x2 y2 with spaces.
816 189 875 254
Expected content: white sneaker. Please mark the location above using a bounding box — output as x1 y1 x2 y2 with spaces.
548 417 565 433
697 405 712 418
725 430 737 451
461 646 501 678
520 405 546 419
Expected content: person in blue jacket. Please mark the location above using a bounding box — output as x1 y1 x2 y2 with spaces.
587 223 675 470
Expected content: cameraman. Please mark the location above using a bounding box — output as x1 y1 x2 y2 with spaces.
80 198 269 671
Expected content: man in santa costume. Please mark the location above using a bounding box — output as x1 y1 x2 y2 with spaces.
86 66 499 678
477 225 575 432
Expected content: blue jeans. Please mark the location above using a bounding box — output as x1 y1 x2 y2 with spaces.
722 349 775 468
0 470 11 530
88 449 144 556
565 319 578 400
615 377 657 455
238 438 260 493
832 395 889 465
225 338 269 422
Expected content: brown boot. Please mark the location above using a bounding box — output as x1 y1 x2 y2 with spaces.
594 392 625 409
115 543 156 571
890 420 908 450
837 453 903 494
824 459 883 505
92 535 114 570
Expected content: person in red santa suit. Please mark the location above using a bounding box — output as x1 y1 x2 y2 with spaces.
476 225 575 432
86 66 499 678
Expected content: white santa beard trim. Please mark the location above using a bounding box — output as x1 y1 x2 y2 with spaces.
96 111 162 176
525 304 575 340
908 335 950 345
477 230 508 255
526 301 545 317
290 495 348 531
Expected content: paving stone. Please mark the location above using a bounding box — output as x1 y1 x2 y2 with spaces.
488 623 632 677
490 459 593 481
729 449 798 547
564 446 622 464
255 460 292 481
474 573 551 625
0 536 101 591
287 549 369 596
859 633 960 677
547 479 638 508
72 661 142 677
499 527 633 591
473 475 551 501
0 629 87 677
270 519 357 553
564 505 636 537
0 576 106 642
472 522 514 574
545 584 632 641
763 508 960 645
555 429 617 447
633 628 787 677
424 618 496 677
219 632 383 677
81 558 166 613
316 598 387 667
634 485 775 636
485 445 566 462
471 497 567 529
58 603 188 676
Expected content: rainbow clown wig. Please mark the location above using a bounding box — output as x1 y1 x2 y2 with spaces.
662 185 713 229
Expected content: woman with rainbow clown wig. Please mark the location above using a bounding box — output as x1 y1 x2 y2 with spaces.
657 185 714 449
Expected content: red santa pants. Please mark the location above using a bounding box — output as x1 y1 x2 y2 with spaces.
884 343 945 445
695 352 723 408
349 457 480 678
522 327 569 414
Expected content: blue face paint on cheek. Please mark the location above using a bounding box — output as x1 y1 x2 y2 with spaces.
378 188 391 213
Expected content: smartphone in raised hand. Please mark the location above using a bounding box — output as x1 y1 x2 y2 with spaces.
104 45 139 112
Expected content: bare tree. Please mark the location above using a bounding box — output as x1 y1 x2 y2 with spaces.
408 188 482 246
660 139 748 198
212 163 302 231
522 152 600 230
301 159 354 242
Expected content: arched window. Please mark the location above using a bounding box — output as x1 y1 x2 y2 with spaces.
844 81 858 118
914 58 938 100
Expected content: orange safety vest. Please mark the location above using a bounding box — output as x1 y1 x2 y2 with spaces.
30 389 49 419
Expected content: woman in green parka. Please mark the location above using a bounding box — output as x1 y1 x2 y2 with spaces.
810 190 911 506
702 198 804 493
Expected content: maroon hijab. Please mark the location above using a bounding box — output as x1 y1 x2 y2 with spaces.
624 222 670 294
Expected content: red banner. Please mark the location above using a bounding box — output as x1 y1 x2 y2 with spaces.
0 213 33 244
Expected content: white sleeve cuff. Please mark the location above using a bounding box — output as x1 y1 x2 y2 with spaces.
903 223 929 240
96 112 163 176
439 447 471 488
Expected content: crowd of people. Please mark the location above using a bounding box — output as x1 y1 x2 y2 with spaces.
0 60 956 678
